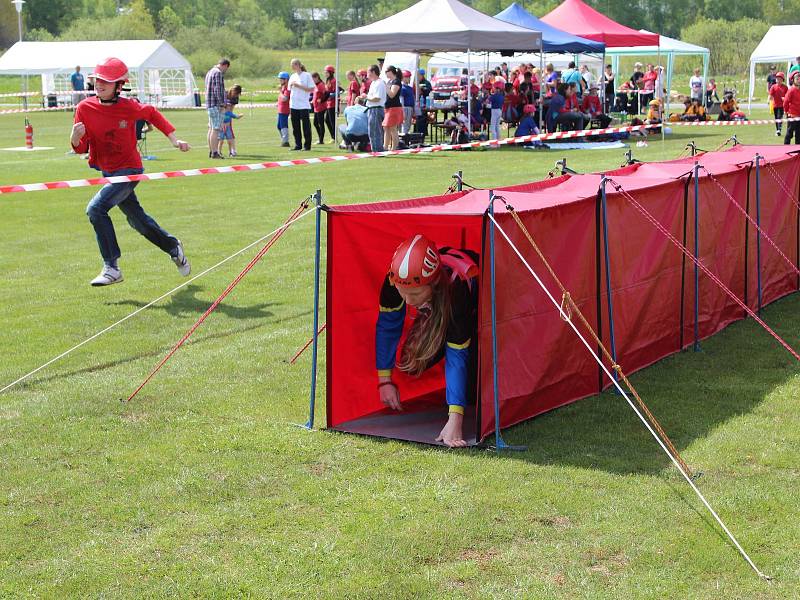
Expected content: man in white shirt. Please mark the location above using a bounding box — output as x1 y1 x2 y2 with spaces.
288 58 315 150
365 64 387 152
689 68 703 104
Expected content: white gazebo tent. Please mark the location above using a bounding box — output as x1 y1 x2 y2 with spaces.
606 30 709 107
748 25 800 111
0 40 197 107
336 0 542 140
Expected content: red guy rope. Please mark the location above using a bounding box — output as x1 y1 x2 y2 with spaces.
125 201 311 402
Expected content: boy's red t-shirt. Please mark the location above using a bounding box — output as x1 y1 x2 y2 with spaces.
769 83 788 108
347 80 360 105
72 96 174 172
325 77 337 110
277 83 290 115
783 86 800 116
581 94 601 114
312 81 327 112
503 92 520 111
563 94 579 112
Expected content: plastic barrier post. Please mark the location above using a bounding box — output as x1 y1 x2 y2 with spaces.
488 192 510 451
693 162 701 352
755 154 763 314
600 177 620 386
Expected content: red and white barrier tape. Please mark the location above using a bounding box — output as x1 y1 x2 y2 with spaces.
0 102 277 115
2 118 798 196
0 91 41 98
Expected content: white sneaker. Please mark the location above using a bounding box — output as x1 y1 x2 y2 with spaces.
776 130 782 137
171 240 191 276
90 265 123 286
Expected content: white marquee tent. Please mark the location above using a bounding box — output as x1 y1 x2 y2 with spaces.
748 25 800 110
0 40 197 107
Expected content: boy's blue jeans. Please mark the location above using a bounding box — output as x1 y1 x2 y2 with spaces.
86 168 177 267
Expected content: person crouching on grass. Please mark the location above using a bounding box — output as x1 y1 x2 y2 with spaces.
70 57 191 287
376 234 479 448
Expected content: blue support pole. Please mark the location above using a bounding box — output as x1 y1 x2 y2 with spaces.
755 154 763 314
488 192 509 451
693 162 701 352
304 190 323 430
600 177 619 385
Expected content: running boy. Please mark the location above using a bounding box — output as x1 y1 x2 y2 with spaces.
70 57 191 286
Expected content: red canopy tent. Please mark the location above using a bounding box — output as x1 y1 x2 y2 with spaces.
322 146 800 446
540 0 658 47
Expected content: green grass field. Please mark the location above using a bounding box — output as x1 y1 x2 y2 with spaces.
0 106 798 598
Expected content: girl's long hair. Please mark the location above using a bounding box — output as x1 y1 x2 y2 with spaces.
397 271 452 376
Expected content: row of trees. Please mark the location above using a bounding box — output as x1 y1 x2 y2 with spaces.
0 0 794 76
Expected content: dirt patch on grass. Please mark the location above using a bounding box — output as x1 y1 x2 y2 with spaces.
532 515 572 529
585 548 629 577
121 412 149 423
458 547 500 568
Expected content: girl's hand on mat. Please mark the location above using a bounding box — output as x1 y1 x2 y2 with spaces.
436 413 467 448
379 382 402 411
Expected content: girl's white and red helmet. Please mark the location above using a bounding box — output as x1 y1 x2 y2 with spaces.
389 234 441 287
91 57 130 83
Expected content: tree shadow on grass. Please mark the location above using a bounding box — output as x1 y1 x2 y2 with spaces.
107 284 276 320
495 294 800 476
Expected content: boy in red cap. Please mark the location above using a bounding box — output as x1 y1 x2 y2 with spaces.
70 57 191 286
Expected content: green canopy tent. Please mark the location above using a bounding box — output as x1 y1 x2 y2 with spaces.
606 30 710 107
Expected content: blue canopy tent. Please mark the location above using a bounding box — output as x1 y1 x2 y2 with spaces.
494 2 606 126
494 2 605 54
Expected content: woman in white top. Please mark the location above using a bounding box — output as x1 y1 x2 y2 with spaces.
288 58 315 150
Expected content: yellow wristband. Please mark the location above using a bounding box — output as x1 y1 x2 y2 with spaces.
448 405 465 415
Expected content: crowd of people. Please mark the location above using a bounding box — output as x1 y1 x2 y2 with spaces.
197 55 800 155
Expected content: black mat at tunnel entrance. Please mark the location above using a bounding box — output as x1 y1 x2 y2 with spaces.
330 399 478 447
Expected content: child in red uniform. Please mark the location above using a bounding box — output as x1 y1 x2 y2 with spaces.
70 57 191 287
345 70 360 106
323 65 337 141
502 82 520 124
769 72 788 137
277 71 290 146
358 69 370 97
311 71 328 144
581 85 611 128
783 72 800 145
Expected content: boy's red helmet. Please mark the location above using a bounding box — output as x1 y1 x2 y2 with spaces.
776 71 786 80
523 103 536 114
402 70 412 78
91 57 129 83
357 68 368 77
389 234 441 287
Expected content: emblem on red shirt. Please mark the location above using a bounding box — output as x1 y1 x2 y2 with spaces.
118 120 128 129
